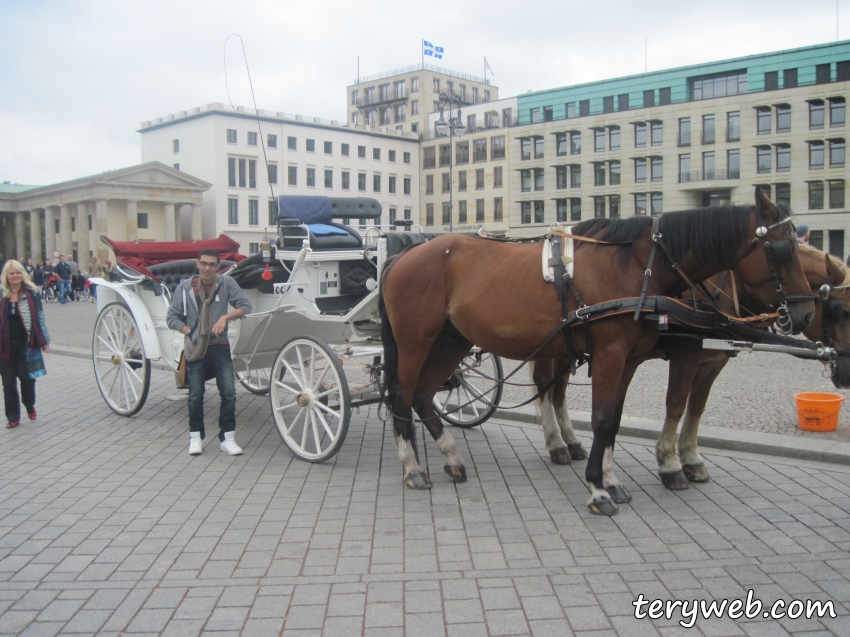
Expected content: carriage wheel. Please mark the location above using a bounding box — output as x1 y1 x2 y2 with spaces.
269 336 351 462
92 303 151 416
236 368 271 395
433 349 503 428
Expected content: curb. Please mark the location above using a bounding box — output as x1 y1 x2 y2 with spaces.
51 347 850 467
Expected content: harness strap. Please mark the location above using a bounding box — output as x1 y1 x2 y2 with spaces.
634 216 662 320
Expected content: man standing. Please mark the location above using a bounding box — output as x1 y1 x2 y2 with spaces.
166 249 252 456
22 257 33 276
54 255 71 305
66 256 79 301
796 224 810 245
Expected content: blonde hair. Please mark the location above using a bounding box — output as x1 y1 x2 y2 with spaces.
1 260 37 299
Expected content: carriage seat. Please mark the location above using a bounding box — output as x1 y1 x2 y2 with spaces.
276 195 382 251
383 232 446 258
148 259 235 294
277 221 364 251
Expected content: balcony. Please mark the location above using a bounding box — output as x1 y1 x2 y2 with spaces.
357 87 408 110
678 169 740 183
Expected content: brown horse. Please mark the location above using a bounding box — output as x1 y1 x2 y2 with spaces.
380 189 815 516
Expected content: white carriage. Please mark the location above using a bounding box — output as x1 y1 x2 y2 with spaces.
90 197 503 462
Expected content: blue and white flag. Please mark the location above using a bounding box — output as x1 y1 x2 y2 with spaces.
423 40 444 60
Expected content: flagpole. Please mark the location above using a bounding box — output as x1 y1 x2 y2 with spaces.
484 57 487 82
421 39 424 68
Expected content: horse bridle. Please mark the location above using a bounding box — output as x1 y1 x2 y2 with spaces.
729 215 816 334
817 282 850 376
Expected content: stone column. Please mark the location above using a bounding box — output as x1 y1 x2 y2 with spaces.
126 200 138 242
191 204 203 240
3 215 14 259
59 204 73 257
95 199 109 263
77 202 90 265
164 202 176 242
15 211 25 260
30 209 42 263
44 207 55 262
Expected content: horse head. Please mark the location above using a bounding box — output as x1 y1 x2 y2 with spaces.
733 188 815 335
805 248 850 388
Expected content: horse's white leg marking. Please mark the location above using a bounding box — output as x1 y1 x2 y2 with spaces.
435 429 464 467
540 394 568 452
555 401 581 445
677 412 704 468
397 435 423 476
586 481 614 507
601 446 622 489
656 414 683 475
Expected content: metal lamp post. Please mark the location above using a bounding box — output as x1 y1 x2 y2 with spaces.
435 91 466 233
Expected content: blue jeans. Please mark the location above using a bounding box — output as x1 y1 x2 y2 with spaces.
187 345 236 441
57 280 71 304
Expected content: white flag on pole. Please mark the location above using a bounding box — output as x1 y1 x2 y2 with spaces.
484 57 495 75
423 40 444 59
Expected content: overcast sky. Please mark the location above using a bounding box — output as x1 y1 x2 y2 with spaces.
2 0 848 185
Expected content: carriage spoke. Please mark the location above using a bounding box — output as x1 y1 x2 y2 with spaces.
311 364 331 392
310 411 322 452
275 401 300 412
98 364 118 382
300 407 310 449
314 401 342 419
313 385 340 400
295 346 309 388
122 362 143 385
96 334 119 354
282 360 306 392
315 410 335 440
462 386 481 418
286 408 305 435
274 379 301 395
122 364 142 396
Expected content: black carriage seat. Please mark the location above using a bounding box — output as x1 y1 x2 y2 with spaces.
227 249 291 294
148 259 236 294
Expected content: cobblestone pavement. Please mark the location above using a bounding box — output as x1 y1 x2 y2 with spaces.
42 298 97 350
1 355 849 636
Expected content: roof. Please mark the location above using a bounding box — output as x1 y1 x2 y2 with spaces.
0 183 40 194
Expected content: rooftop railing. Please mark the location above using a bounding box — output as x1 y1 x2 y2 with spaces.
352 63 490 86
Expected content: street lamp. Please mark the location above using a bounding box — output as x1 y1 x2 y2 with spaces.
435 91 466 232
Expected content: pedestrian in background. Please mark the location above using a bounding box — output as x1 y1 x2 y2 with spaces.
0 260 50 429
796 224 810 245
32 262 44 298
42 260 53 279
54 255 71 305
88 256 102 302
23 258 34 276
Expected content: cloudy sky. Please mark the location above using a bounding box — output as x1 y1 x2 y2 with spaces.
1 0 847 185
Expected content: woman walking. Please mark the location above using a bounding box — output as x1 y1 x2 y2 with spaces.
0 260 50 429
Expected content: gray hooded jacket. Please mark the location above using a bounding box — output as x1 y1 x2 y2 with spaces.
166 274 252 346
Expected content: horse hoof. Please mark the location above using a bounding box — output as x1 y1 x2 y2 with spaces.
659 471 690 490
567 442 588 460
549 447 571 465
444 464 467 483
404 472 432 490
683 464 710 483
606 485 632 504
588 497 619 517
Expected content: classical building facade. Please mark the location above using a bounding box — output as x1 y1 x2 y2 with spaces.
346 63 499 136
0 163 209 264
139 104 420 253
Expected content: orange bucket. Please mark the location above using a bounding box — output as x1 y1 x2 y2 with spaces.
794 392 844 432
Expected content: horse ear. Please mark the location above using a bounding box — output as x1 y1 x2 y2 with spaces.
754 186 778 223
826 252 846 285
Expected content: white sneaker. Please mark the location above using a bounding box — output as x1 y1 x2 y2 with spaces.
220 432 243 455
188 431 202 455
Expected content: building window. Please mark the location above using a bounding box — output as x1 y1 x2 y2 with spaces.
228 157 236 187
635 158 647 183
702 114 716 143
727 149 740 178
594 129 605 153
756 107 771 135
442 173 451 193
609 126 620 151
816 63 832 84
810 141 825 169
520 202 531 224
373 148 381 161
476 169 484 190
609 160 621 185
570 165 582 188
609 195 621 218
634 123 646 148
757 146 771 173
288 166 297 185
287 136 297 150
268 134 277 148
570 198 581 221
651 193 663 215
603 96 614 114
831 98 846 128
423 147 436 168
809 182 825 209
570 132 581 155
765 71 779 91
831 140 845 167
439 145 451 167
389 176 396 194
776 145 791 172
227 129 237 143
491 136 505 160
830 230 845 260
338 143 348 157
520 138 531 161
494 166 503 188
650 121 662 146
757 184 771 199
594 162 605 186
458 201 467 223
830 181 845 208
650 157 662 182
534 168 544 191
268 164 278 184
137 212 148 229
404 177 411 195
456 142 469 164
594 196 605 218
342 171 350 190
475 139 488 162
268 200 279 225
306 139 315 152
556 133 568 156
703 151 715 178
775 183 790 207
249 160 256 188
426 174 434 194
442 202 451 224
358 173 366 191
811 230 824 250
172 139 179 153
776 105 791 133
580 100 590 116
306 168 315 187
388 150 396 163
228 198 238 224
404 152 411 163
389 207 397 224
678 117 691 146
810 101 825 129
358 145 367 158
691 71 747 100
556 165 568 189
247 132 257 146
173 163 179 170
238 159 246 187
554 199 567 222
325 169 333 189
426 204 434 225
249 199 258 225
373 174 381 192
494 198 503 221
726 111 740 141
530 108 541 124
534 201 544 223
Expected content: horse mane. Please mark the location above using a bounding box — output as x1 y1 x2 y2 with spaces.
572 205 789 270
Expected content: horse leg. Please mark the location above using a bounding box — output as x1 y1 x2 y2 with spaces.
600 360 640 505
552 361 588 460
679 356 728 483
411 325 475 483
655 352 703 490
531 360 571 465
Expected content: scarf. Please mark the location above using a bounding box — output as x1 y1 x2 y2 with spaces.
0 289 48 362
183 276 220 363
